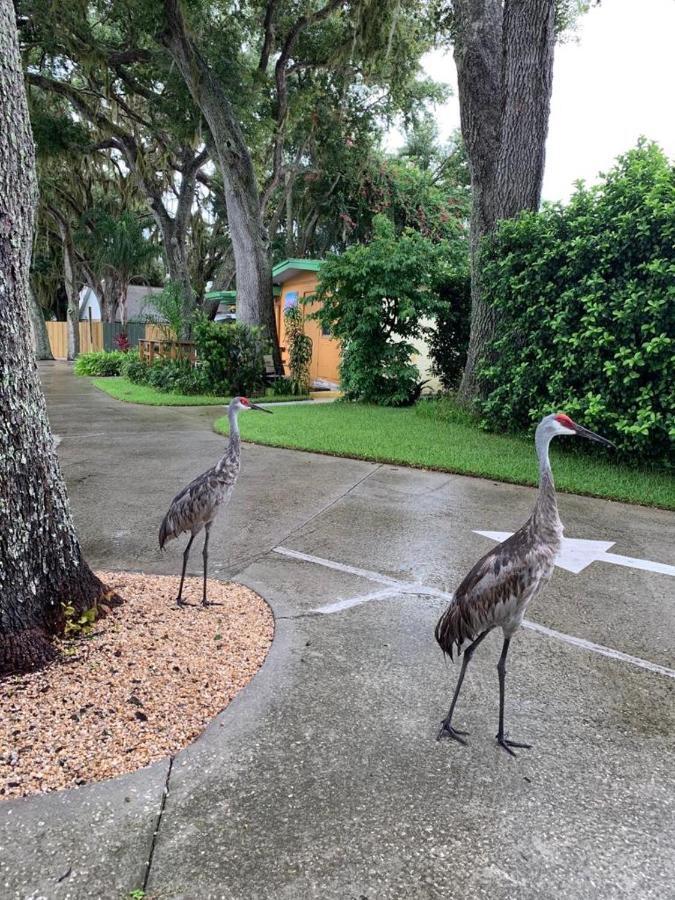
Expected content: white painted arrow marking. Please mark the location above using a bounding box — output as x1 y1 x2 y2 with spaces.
474 531 675 576
272 546 675 679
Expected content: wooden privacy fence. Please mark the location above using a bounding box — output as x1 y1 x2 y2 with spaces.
46 321 103 357
46 322 165 358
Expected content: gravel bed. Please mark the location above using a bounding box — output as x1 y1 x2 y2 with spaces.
0 571 274 800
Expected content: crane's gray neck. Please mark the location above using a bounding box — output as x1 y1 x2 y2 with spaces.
533 426 562 538
227 404 241 452
216 405 240 474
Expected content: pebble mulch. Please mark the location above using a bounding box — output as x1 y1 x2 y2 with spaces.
0 571 274 800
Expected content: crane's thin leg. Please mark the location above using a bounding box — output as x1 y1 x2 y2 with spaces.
201 524 211 607
437 629 491 744
176 534 195 606
496 636 532 757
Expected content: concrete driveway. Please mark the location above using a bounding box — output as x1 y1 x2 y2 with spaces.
1 363 673 899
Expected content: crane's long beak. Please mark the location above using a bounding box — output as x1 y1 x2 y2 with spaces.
574 423 614 447
250 403 273 414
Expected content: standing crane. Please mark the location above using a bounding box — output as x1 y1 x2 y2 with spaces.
435 413 613 755
159 396 272 606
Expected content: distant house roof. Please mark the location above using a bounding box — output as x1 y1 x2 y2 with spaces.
272 259 322 284
78 284 163 322
205 289 237 302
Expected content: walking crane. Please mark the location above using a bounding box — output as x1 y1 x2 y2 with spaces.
435 413 613 755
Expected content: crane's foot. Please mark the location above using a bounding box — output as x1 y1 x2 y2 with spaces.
176 597 188 607
201 598 211 607
437 720 470 744
496 735 532 757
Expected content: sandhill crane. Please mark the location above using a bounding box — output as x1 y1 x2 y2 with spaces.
435 413 613 755
159 396 272 606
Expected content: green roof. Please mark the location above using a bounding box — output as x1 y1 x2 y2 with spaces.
205 287 280 302
205 289 237 301
272 258 322 283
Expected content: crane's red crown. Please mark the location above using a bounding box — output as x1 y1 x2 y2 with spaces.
240 397 251 407
554 413 576 429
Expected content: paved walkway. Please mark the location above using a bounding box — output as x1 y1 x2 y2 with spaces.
1 363 674 899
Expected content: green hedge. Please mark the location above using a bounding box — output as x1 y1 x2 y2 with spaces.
193 319 267 396
73 350 127 377
478 142 674 465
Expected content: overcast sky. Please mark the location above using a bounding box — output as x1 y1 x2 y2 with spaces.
389 0 675 202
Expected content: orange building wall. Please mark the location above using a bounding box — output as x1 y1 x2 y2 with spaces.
274 272 341 385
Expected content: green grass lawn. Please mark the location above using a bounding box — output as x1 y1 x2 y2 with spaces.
91 377 308 407
214 400 674 509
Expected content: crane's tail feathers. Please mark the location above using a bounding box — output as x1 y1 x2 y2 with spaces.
435 600 474 661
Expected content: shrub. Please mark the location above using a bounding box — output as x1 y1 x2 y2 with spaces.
315 214 466 406
142 281 195 339
428 270 471 390
193 319 267 395
478 141 674 464
284 306 313 395
114 332 130 352
74 350 126 377
271 376 296 396
120 350 149 384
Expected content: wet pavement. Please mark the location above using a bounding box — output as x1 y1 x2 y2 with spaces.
1 362 673 899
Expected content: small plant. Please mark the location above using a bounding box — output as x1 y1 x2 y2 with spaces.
284 306 313 395
74 350 127 377
142 281 194 340
115 331 130 352
271 376 295 396
61 602 98 637
128 890 146 900
120 349 149 384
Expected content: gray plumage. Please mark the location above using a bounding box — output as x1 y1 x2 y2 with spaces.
159 396 271 606
435 413 613 755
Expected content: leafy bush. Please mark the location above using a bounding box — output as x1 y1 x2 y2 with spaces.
121 350 210 395
142 281 194 339
285 306 313 395
193 319 267 395
74 350 126 377
271 376 296 396
428 270 471 390
120 350 149 384
315 215 465 406
478 142 674 464
114 331 130 352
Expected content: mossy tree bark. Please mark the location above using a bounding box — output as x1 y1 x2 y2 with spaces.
0 0 109 676
28 286 54 361
453 0 556 404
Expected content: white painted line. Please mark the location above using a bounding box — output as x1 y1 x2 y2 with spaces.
273 546 675 680
315 588 403 614
602 552 675 577
273 546 403 588
522 620 675 680
475 531 675 577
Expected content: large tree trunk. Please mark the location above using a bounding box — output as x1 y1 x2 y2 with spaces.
161 0 281 368
27 285 54 360
454 0 555 404
160 219 195 338
0 0 109 676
